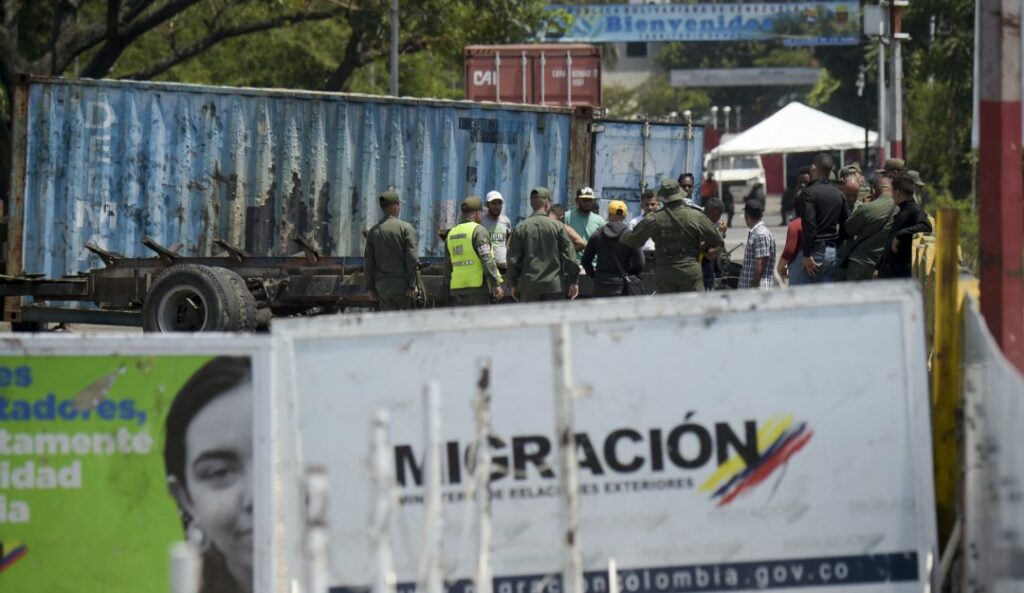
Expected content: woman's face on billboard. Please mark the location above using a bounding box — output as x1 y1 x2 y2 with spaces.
181 382 254 589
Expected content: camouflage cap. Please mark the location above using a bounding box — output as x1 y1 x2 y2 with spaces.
876 158 907 174
461 196 483 212
840 162 863 177
905 170 927 187
530 186 552 201
657 178 684 203
379 190 400 206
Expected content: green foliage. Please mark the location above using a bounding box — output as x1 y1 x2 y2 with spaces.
902 0 975 197
905 80 964 191
346 54 463 100
654 42 815 124
602 76 710 120
926 192 979 275
112 16 349 90
806 70 841 108
806 45 872 128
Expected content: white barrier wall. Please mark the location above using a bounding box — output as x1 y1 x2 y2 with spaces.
963 298 1024 591
275 283 938 593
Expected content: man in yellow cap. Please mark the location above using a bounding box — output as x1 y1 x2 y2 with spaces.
444 196 504 306
624 179 724 293
581 200 645 297
364 190 419 311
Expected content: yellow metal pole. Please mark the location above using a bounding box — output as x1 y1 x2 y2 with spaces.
932 208 960 544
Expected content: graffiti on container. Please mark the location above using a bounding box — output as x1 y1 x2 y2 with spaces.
459 117 530 145
86 101 114 165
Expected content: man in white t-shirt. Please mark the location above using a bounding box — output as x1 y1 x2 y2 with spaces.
482 191 513 271
627 189 659 253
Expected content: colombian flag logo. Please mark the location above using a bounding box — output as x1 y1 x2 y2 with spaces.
699 414 814 507
0 540 27 573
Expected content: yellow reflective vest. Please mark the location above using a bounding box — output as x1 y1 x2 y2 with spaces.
446 221 484 289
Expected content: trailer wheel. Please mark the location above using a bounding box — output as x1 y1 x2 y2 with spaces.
211 267 257 332
143 264 234 333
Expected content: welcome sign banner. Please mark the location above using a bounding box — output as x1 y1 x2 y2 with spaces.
549 3 862 46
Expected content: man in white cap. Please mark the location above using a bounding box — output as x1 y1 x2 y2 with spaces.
483 190 513 271
565 186 606 264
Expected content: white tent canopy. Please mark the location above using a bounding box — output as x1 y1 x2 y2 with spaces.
709 102 878 157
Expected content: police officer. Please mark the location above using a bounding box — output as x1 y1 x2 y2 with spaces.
624 179 724 293
363 190 419 311
444 197 504 306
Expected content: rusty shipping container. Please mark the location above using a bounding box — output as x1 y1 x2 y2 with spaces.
7 76 581 280
6 75 699 286
464 44 602 107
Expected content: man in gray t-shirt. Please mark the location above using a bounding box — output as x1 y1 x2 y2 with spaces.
482 190 513 270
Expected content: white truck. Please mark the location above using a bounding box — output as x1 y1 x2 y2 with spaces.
704 153 767 202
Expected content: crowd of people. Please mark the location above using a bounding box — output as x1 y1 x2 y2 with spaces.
361 153 933 310
776 154 932 287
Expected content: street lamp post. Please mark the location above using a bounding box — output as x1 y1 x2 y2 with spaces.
390 0 399 96
710 106 719 130
723 106 732 133
736 106 742 131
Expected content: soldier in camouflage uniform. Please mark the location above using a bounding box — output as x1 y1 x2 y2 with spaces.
624 179 724 293
363 190 419 311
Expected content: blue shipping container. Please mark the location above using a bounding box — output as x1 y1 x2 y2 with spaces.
592 120 705 220
8 76 703 280
11 77 576 277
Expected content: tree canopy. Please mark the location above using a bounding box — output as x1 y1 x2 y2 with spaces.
0 0 560 202
0 0 978 202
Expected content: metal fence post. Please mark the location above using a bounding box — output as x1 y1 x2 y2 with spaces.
418 382 444 593
932 208 961 546
305 466 331 593
169 542 201 593
552 324 583 593
372 411 397 593
474 361 494 593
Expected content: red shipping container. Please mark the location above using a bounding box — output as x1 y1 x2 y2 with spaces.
465 44 602 107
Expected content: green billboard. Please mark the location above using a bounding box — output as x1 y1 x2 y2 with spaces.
0 354 255 593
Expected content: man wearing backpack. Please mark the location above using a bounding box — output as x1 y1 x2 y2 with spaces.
581 201 645 298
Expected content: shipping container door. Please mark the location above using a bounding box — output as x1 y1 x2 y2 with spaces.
590 122 705 219
465 52 532 104
532 52 602 107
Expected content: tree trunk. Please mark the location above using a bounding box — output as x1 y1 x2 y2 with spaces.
324 28 366 92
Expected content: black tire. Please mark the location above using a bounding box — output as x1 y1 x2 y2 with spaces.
211 267 257 332
142 264 234 333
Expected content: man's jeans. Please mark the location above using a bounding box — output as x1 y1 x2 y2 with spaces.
789 245 837 285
